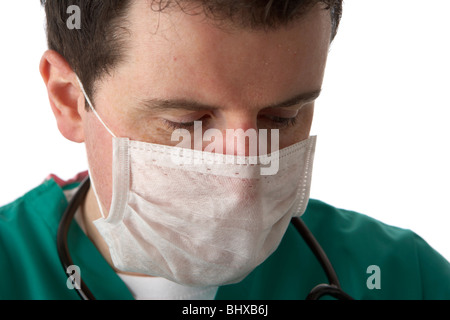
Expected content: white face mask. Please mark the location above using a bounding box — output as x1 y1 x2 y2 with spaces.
78 77 317 286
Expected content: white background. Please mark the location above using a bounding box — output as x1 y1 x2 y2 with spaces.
0 2 449 261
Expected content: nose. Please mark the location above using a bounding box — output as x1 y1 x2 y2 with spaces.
201 113 277 157
223 114 258 157
197 113 258 157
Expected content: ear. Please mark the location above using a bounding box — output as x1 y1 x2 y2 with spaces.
40 50 85 143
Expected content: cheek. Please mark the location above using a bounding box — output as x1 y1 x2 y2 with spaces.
84 114 114 215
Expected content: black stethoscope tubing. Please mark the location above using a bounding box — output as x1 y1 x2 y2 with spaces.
57 176 353 300
57 176 95 300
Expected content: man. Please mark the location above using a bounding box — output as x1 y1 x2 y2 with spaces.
0 0 448 300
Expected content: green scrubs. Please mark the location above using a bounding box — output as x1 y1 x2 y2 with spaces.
1 178 449 300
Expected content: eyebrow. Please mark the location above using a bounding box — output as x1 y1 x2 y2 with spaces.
138 89 322 112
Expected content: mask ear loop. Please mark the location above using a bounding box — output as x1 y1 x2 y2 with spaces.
76 75 116 219
75 75 117 138
87 167 107 219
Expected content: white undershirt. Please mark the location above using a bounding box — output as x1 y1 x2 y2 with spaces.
117 274 218 300
65 186 219 300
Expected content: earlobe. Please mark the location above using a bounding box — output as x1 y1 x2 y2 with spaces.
40 50 85 143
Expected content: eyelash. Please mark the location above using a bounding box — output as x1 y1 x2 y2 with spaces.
163 120 198 131
268 115 299 128
163 115 299 131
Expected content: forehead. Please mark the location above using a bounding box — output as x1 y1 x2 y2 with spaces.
113 1 332 109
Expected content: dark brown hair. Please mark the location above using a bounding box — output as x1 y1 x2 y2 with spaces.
41 0 343 106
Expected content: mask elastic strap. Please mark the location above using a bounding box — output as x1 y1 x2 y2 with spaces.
77 75 113 220
87 168 107 219
76 75 117 138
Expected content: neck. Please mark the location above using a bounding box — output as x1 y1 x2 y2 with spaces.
82 186 115 267
82 185 151 277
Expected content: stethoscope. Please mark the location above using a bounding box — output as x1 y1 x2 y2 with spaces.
57 176 354 300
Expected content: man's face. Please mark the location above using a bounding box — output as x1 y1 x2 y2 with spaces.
82 1 332 214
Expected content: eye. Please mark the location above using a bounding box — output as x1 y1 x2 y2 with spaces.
259 114 299 129
162 115 210 131
271 116 298 127
258 105 303 129
163 119 196 130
